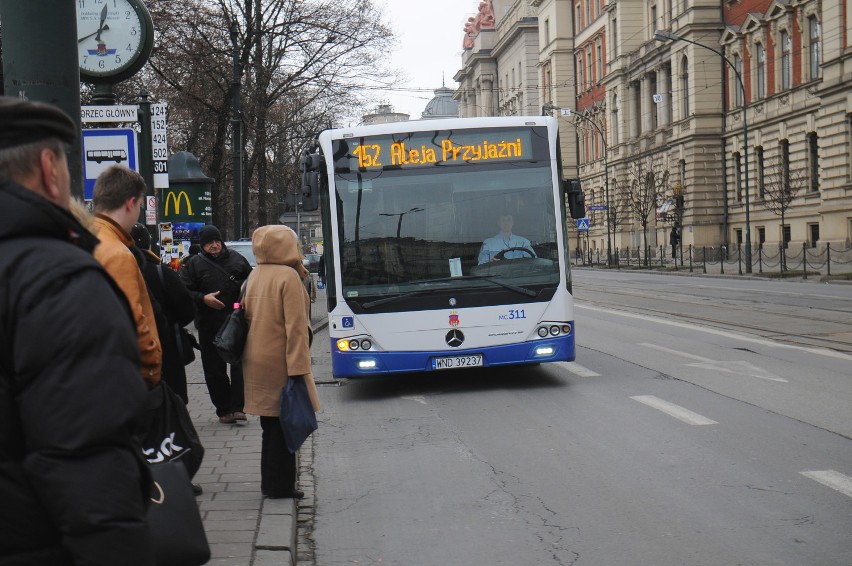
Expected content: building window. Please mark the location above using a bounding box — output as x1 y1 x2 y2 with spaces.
586 0 591 25
611 18 618 58
780 30 791 90
733 54 743 107
808 224 820 248
807 133 819 192
756 146 765 199
577 55 584 91
544 19 550 45
586 46 593 89
612 94 620 145
681 56 689 117
651 5 657 34
734 152 743 201
756 43 766 99
596 39 603 82
809 17 821 80
780 139 790 193
650 72 658 129
735 229 743 247
848 115 852 181
679 159 686 185
782 225 791 248
576 4 582 32
758 227 766 247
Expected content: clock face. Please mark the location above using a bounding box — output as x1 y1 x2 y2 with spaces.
77 0 153 82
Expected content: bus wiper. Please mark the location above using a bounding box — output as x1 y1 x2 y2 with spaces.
412 275 537 298
361 290 431 309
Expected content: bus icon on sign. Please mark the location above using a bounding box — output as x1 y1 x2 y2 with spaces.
86 149 127 164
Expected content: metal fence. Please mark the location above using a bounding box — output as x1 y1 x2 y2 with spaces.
573 243 852 279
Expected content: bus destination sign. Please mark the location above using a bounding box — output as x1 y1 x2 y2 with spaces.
344 128 535 170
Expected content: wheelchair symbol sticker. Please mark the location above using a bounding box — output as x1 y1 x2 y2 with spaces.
342 317 354 328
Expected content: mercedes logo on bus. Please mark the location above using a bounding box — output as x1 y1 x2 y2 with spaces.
446 329 465 348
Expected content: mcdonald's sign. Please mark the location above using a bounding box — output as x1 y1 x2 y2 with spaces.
160 185 211 223
164 191 193 216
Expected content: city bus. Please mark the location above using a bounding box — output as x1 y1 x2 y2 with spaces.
300 116 585 379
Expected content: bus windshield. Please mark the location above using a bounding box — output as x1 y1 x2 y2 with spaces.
335 159 560 307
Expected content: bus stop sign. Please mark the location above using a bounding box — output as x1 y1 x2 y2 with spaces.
81 128 138 200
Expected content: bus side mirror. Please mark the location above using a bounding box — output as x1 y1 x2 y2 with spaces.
564 178 585 220
300 150 322 212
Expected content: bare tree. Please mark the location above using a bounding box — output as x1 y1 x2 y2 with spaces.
125 0 397 237
759 148 806 270
625 151 669 264
606 175 633 258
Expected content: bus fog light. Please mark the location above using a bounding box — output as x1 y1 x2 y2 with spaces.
535 346 555 356
537 327 549 338
549 325 560 336
360 339 372 350
349 339 360 350
561 325 572 334
336 339 350 351
357 359 377 369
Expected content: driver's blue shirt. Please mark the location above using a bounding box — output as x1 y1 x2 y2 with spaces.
478 233 535 264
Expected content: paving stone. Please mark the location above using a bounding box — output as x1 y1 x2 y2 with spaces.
254 549 294 566
256 513 294 550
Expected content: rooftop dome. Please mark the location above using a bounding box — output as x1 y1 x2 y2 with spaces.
421 86 459 120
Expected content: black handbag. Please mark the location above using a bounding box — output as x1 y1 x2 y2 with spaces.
176 325 198 366
279 376 318 453
213 298 248 365
140 381 205 478
147 460 211 566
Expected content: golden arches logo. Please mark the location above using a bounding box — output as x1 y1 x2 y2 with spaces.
164 191 193 216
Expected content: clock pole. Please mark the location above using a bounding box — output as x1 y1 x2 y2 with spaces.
0 0 84 200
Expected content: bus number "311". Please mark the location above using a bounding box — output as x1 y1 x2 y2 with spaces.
498 309 526 320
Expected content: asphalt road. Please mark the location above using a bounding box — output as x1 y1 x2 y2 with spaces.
307 271 852 565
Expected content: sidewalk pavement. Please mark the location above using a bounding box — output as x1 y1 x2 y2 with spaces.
188 280 328 566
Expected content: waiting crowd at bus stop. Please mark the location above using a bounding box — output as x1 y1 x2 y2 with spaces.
0 96 319 564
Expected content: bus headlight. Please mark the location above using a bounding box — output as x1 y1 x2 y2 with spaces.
349 339 360 350
360 339 373 351
549 325 560 336
537 326 549 338
336 339 350 351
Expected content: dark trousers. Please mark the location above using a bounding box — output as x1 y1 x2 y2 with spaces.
260 416 296 496
198 324 244 417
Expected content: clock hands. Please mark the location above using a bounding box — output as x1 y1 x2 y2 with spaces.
77 4 109 44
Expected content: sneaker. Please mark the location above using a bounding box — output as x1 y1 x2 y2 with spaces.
218 413 237 424
233 411 247 421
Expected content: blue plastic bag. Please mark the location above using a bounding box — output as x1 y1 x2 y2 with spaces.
279 377 318 453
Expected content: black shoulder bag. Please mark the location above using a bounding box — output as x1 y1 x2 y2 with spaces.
156 264 197 366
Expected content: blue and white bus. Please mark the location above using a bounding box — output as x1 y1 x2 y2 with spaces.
300 116 585 379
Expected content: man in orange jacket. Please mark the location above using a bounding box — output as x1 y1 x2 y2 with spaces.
92 165 162 388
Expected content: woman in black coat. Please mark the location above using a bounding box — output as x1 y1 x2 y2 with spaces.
131 224 196 403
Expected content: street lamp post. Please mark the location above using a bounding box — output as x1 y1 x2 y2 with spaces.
654 30 752 273
544 104 612 267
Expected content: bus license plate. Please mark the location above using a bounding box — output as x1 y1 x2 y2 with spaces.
432 354 483 370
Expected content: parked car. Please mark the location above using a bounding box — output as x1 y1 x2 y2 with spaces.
303 253 321 273
225 240 256 267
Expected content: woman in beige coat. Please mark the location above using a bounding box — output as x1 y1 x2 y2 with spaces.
242 225 320 499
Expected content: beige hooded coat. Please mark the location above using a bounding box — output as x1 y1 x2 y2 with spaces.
242 225 320 416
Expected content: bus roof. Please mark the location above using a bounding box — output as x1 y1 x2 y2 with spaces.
318 115 557 144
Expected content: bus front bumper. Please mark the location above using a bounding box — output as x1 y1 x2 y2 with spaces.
330 334 575 379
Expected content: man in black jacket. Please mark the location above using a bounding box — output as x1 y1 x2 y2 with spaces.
180 225 252 423
0 97 153 564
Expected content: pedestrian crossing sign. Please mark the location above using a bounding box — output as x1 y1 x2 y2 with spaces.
577 218 590 231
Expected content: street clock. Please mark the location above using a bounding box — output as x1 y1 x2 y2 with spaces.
77 0 154 83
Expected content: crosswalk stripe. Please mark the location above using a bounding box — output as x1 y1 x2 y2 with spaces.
800 470 852 498
630 395 718 425
555 361 600 377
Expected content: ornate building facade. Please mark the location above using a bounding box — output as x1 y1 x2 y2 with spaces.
454 0 852 257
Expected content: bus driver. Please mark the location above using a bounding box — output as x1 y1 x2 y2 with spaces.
477 213 536 264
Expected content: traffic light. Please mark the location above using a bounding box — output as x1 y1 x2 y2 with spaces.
564 178 585 219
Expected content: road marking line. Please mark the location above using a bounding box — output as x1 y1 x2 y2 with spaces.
638 343 788 382
576 304 852 361
800 470 852 498
555 361 600 377
630 395 718 425
639 342 713 363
